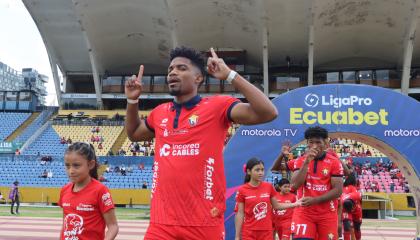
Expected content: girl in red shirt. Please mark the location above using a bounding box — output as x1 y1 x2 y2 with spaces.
59 142 119 240
235 157 300 240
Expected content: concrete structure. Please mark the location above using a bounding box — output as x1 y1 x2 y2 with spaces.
22 0 420 109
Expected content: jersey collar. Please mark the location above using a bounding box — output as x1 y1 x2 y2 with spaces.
172 95 202 110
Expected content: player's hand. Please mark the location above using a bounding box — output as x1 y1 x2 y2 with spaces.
305 147 319 164
124 65 144 100
294 198 302 207
207 47 231 81
301 196 317 206
281 145 291 156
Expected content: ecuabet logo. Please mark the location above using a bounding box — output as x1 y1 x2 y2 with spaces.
304 94 319 108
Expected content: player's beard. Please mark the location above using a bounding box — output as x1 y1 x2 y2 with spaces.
169 89 181 96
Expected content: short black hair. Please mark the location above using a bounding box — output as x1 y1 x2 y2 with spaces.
304 126 328 139
170 46 205 76
278 178 290 187
343 199 354 212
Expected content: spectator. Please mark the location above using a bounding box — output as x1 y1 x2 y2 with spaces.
91 126 96 133
142 181 148 189
98 143 103 150
96 126 100 133
67 137 72 144
390 182 395 193
404 183 410 193
9 181 20 214
127 165 133 173
15 149 20 156
121 165 127 176
40 169 48 178
60 137 66 144
107 150 114 156
139 163 145 171
91 135 96 143
47 170 53 178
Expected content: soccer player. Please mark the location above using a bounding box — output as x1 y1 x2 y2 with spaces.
291 126 344 240
235 158 300 240
125 46 278 239
272 179 296 240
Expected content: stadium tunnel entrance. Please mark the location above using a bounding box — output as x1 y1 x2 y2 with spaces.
223 84 420 240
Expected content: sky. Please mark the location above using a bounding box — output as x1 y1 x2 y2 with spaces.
0 0 58 106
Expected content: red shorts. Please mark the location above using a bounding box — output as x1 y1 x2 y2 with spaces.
292 210 337 240
242 228 273 240
274 221 292 240
144 223 225 240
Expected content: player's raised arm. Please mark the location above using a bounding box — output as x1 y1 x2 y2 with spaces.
125 65 154 141
207 48 278 125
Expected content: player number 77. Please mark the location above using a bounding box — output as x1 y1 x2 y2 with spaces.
291 223 307 235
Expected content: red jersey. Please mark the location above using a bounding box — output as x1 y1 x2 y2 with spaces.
272 192 296 223
58 179 114 240
343 185 358 194
341 191 362 221
236 182 277 230
146 95 239 226
294 152 344 214
287 158 296 171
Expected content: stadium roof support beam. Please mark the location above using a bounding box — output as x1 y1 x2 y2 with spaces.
48 57 62 106
401 4 418 95
72 0 103 109
163 0 178 48
307 1 315 86
308 24 314 86
262 25 269 96
84 31 103 109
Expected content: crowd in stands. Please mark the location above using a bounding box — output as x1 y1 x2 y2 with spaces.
354 158 409 193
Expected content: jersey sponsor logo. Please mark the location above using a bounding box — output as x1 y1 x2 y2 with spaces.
76 203 94 212
253 202 268 220
260 193 270 198
245 195 256 199
62 203 70 207
63 213 84 239
159 144 171 157
159 143 200 156
151 161 159 198
312 184 328 191
307 175 321 180
102 192 113 206
188 114 199 126
160 118 168 127
204 158 215 200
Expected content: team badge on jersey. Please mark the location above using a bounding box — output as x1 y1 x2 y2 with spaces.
328 233 334 240
322 168 329 176
188 114 199 126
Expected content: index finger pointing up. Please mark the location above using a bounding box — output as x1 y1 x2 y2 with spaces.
137 65 144 83
210 47 219 59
